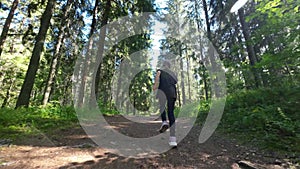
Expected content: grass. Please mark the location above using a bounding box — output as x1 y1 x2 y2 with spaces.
0 86 299 161
0 105 78 141
215 86 300 157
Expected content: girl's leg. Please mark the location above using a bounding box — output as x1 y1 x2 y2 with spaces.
158 91 168 133
158 93 167 122
167 97 176 137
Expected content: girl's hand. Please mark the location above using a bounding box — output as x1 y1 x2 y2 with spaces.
152 70 161 91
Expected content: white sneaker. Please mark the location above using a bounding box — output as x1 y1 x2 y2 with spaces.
159 121 169 133
169 136 177 147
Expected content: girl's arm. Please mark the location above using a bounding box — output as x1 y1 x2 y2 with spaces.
152 70 161 91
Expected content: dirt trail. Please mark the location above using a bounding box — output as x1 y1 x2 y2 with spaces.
0 116 297 169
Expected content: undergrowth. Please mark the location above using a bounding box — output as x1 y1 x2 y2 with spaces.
1 86 299 158
0 105 78 140
217 86 300 155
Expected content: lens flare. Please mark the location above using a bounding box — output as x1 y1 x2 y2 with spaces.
230 0 249 13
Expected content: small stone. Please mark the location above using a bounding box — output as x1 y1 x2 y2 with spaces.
274 159 282 165
231 163 241 169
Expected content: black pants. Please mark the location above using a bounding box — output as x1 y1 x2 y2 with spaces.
157 88 176 136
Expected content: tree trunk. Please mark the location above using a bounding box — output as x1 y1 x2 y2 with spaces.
186 56 191 101
120 90 126 111
236 26 251 89
202 0 219 98
194 0 209 100
42 0 73 106
77 37 93 107
177 86 181 107
115 59 123 108
199 40 209 100
77 0 99 107
202 0 211 40
1 77 15 108
179 44 186 105
0 71 6 87
15 0 56 108
238 9 261 88
62 75 72 105
94 0 111 104
0 0 19 57
200 61 209 100
133 97 136 115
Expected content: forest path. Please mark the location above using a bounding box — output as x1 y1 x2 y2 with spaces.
0 116 297 169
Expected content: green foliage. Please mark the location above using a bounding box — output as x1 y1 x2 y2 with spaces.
193 100 211 122
220 86 300 153
0 0 299 159
98 102 121 116
0 105 78 140
175 101 201 118
129 69 153 112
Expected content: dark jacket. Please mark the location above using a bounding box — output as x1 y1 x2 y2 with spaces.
157 68 178 99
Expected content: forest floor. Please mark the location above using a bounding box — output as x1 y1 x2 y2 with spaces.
0 115 298 169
